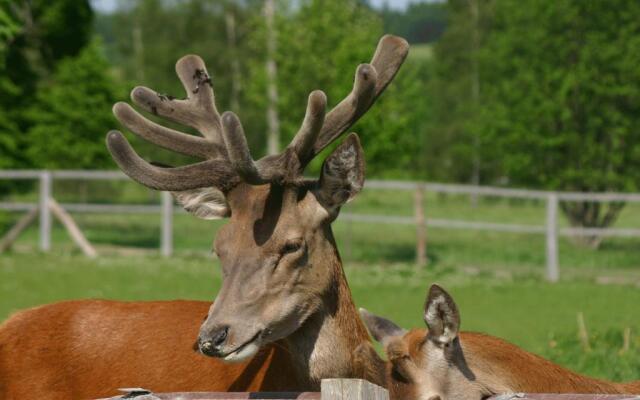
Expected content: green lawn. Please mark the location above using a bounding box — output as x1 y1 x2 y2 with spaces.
1 252 638 381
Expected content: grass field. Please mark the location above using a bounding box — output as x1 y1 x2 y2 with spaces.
1 252 639 381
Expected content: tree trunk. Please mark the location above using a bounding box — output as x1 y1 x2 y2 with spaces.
225 7 241 113
469 0 481 207
560 201 625 248
264 0 280 155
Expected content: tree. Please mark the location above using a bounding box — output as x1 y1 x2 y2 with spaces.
0 0 21 168
478 0 640 243
380 1 447 44
25 40 122 169
0 0 94 167
425 0 494 183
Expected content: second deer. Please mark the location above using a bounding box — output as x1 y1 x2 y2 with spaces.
357 284 640 400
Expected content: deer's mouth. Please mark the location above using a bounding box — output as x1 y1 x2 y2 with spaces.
221 330 263 363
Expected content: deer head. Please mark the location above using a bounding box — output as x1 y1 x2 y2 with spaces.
107 35 408 363
360 285 490 400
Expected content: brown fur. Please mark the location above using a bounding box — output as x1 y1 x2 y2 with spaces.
457 331 640 394
360 328 640 399
0 277 371 398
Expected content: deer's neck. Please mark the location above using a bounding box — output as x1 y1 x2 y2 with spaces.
283 238 370 390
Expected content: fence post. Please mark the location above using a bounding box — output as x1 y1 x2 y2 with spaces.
414 184 427 267
161 191 173 257
39 171 52 252
321 378 389 400
545 193 559 282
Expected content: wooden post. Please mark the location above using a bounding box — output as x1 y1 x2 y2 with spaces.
0 208 38 252
49 199 97 258
545 193 559 282
39 171 52 252
414 185 427 267
321 379 389 400
161 191 173 257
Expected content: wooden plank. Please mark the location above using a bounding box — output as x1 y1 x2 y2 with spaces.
100 392 320 399
489 395 640 400
414 185 426 266
0 207 38 252
321 379 388 400
49 198 97 258
0 202 36 211
39 171 52 251
160 191 173 257
545 194 559 282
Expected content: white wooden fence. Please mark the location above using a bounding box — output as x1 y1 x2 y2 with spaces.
2 170 640 282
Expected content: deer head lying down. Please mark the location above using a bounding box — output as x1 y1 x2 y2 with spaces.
357 284 640 400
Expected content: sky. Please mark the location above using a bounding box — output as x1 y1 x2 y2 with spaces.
91 0 425 13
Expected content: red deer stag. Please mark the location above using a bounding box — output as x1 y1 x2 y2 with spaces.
0 35 408 399
356 284 640 400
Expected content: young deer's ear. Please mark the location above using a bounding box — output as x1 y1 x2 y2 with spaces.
172 187 230 220
315 133 365 214
360 308 407 346
423 284 460 345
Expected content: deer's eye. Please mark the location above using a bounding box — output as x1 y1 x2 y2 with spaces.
281 239 304 255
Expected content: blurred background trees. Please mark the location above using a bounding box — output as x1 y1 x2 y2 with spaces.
1 0 640 233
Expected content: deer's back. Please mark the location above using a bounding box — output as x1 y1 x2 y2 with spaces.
0 299 296 399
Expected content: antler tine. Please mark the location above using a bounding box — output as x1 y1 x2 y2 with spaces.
106 131 238 192
223 91 327 185
113 102 221 159
289 90 327 162
305 34 409 165
174 55 224 144
220 111 276 185
129 55 225 149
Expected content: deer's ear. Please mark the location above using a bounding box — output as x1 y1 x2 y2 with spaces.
172 187 230 220
360 308 407 346
424 284 460 345
315 133 365 213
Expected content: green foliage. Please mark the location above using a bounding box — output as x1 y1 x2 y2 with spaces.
25 40 122 168
0 0 20 62
0 0 95 169
425 0 493 183
0 0 21 168
380 1 447 44
479 0 640 194
544 328 640 382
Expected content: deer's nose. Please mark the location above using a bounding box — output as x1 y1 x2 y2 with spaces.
211 326 228 346
198 326 229 357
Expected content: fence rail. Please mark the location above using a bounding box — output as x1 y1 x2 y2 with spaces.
98 380 640 400
1 170 639 282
